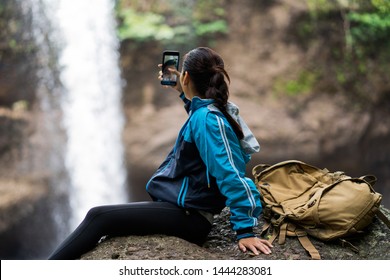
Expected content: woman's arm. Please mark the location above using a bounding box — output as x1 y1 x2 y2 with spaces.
191 110 272 255
158 65 191 113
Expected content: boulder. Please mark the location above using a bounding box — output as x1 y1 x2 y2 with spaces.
81 207 390 260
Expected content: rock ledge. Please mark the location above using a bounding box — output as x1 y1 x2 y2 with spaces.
81 207 390 260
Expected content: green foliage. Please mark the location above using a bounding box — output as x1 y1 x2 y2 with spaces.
371 0 390 13
300 0 390 106
273 71 318 97
305 0 390 53
348 10 390 45
117 8 174 42
0 1 35 57
194 20 228 37
115 0 228 46
305 0 334 18
12 100 29 112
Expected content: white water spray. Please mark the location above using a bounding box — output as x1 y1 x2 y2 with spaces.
55 0 128 228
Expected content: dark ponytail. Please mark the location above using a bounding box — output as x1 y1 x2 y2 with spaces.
183 47 244 140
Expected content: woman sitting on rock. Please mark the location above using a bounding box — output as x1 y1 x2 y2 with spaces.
48 47 273 259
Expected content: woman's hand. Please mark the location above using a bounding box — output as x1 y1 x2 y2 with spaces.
158 64 183 93
238 237 273 256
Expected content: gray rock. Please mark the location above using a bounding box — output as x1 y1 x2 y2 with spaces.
81 207 390 260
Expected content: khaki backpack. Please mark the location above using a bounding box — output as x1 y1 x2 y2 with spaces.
252 160 390 259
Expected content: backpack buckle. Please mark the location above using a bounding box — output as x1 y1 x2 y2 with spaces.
271 214 285 227
263 205 273 220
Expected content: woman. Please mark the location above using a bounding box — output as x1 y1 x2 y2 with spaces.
48 47 272 260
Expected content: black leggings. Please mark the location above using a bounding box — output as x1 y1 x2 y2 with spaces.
48 201 212 260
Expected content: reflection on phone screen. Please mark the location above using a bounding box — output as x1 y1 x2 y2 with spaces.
162 55 179 83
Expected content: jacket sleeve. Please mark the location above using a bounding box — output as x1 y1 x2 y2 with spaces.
190 110 262 239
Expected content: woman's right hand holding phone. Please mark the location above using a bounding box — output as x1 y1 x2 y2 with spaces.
158 64 182 93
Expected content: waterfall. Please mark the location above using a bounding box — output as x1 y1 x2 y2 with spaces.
55 0 128 228
31 0 128 230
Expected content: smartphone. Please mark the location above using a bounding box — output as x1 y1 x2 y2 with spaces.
161 50 180 86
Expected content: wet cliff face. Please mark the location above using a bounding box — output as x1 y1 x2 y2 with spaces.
0 0 38 108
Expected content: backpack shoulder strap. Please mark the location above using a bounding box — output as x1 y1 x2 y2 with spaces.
264 222 322 260
296 234 321 260
286 223 321 260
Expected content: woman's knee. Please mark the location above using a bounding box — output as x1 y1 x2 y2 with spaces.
84 205 108 221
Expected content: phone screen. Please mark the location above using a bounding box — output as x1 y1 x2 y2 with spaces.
161 51 180 86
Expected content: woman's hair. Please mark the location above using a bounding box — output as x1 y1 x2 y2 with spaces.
182 47 244 139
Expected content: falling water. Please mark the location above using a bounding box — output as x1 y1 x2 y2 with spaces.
55 0 128 228
30 0 128 231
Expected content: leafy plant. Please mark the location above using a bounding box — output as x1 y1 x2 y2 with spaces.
117 8 174 42
273 71 318 97
115 0 228 46
348 8 390 46
194 19 228 37
299 0 390 105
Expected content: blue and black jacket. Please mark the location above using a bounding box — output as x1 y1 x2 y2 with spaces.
146 93 262 240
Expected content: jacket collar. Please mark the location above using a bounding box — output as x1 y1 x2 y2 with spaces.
190 97 260 156
189 96 214 113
